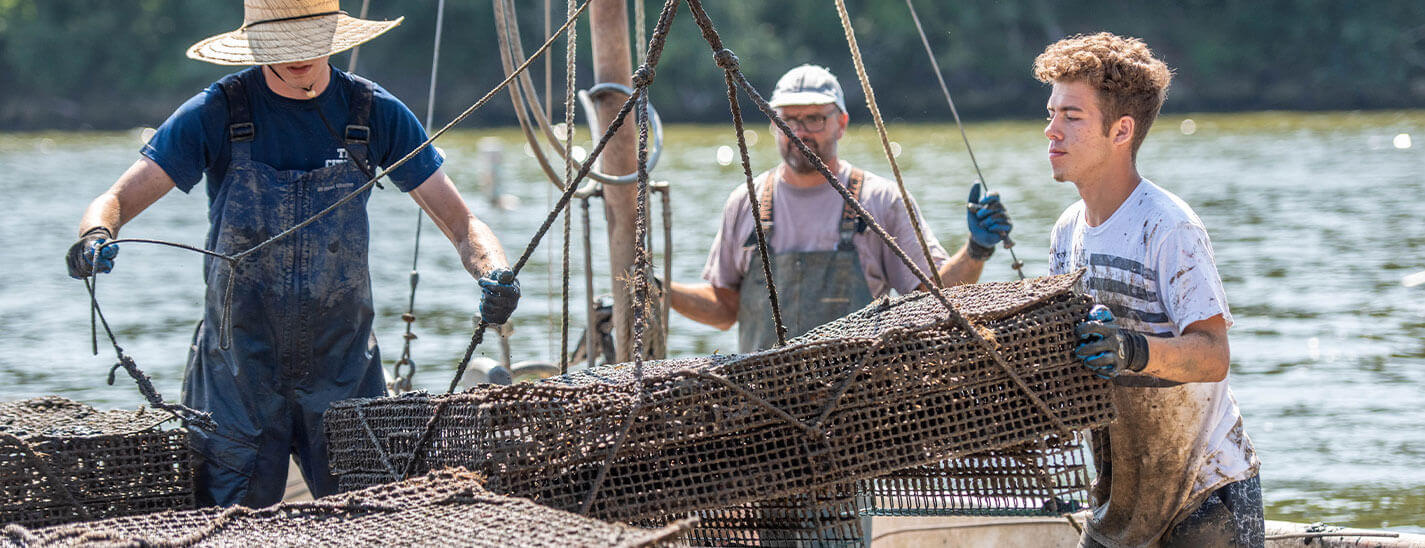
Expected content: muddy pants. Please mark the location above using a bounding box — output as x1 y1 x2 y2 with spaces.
1080 475 1265 548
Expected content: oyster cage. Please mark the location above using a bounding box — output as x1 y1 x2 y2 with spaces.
0 396 194 528
858 435 1090 517
325 272 1112 526
2 468 693 547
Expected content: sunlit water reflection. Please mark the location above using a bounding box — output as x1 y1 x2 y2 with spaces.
1 111 1421 529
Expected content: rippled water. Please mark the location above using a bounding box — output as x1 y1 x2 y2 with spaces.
1 111 1421 529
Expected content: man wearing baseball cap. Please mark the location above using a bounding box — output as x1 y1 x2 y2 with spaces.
670 64 1014 352
64 0 520 507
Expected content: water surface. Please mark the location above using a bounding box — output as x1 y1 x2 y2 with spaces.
1 111 1421 529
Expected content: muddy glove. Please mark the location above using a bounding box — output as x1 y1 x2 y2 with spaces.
966 182 1012 260
66 227 119 279
1074 304 1149 379
478 268 520 325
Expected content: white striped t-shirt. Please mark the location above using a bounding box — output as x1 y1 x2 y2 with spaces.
1049 179 1259 544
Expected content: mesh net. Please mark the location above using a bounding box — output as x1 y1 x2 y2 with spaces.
858 437 1090 517
1 468 694 547
668 482 864 547
0 396 194 528
325 271 1112 525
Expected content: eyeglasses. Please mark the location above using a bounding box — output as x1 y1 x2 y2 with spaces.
781 112 834 133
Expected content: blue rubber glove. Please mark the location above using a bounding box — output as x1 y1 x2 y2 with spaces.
477 268 520 325
966 182 1013 253
66 227 119 279
1074 304 1149 379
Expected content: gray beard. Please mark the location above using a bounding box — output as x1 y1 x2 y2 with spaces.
781 140 822 174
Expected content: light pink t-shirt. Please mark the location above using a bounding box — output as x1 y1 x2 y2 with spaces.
701 162 950 297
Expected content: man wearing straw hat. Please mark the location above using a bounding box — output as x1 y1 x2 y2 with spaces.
64 0 521 507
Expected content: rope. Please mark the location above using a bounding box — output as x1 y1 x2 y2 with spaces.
658 183 673 339
904 0 1026 279
574 0 681 514
581 194 598 372
560 0 579 375
721 66 787 346
687 0 1072 438
831 0 942 290
494 0 567 190
82 277 215 430
441 0 649 409
635 0 647 64
345 0 372 73
355 404 400 481
390 0 448 393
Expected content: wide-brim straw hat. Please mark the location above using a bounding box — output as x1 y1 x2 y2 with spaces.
187 0 403 66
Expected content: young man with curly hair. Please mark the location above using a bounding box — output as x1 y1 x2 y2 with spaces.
1035 33 1264 547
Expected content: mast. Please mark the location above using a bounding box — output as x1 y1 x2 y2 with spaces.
589 0 641 362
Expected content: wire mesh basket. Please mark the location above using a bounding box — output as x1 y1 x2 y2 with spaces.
0 396 194 528
325 272 1112 528
1 468 693 547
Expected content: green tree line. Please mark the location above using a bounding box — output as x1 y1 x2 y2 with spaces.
1 0 1422 130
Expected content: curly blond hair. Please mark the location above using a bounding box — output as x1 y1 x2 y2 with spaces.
1034 32 1172 158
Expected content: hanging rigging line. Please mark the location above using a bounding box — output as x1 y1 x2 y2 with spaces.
560 0 578 374
831 0 942 290
398 0 1076 494
389 0 447 394
345 0 373 73
905 0 1026 280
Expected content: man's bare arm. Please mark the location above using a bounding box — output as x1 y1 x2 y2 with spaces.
408 168 509 279
78 157 176 235
1139 315 1231 383
669 281 739 330
935 243 987 287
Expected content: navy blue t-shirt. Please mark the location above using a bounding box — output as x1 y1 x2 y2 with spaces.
142 66 442 201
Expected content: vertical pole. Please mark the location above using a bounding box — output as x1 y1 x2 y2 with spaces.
589 0 640 362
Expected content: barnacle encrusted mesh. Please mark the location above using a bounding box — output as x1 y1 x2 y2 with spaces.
0 396 194 528
670 482 864 546
1 469 693 548
325 271 1112 524
858 437 1091 517
679 439 1091 544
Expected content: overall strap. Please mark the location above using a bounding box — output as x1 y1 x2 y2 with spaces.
744 172 778 247
342 74 376 178
836 167 867 250
218 70 255 160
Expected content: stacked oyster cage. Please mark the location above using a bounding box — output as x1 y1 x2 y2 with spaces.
2 469 692 547
0 396 194 528
325 272 1113 544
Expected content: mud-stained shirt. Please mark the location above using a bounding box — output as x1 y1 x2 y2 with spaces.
1049 179 1260 548
701 162 951 297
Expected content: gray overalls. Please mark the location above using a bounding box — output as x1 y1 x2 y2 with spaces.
737 168 873 352
181 69 387 507
737 168 873 544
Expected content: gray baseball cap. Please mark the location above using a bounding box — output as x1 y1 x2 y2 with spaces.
768 64 847 113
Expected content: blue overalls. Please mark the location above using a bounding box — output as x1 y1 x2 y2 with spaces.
181 69 387 507
736 168 873 352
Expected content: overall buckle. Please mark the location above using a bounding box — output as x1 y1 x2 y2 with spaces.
229 122 255 142
344 125 370 144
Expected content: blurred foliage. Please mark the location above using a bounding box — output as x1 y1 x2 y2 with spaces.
1 0 1422 129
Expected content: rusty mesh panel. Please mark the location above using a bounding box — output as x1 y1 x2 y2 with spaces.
665 482 862 547
2 469 692 548
0 396 194 528
325 272 1112 525
858 436 1091 517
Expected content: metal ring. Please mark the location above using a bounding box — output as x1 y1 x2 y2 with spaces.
576 82 664 186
